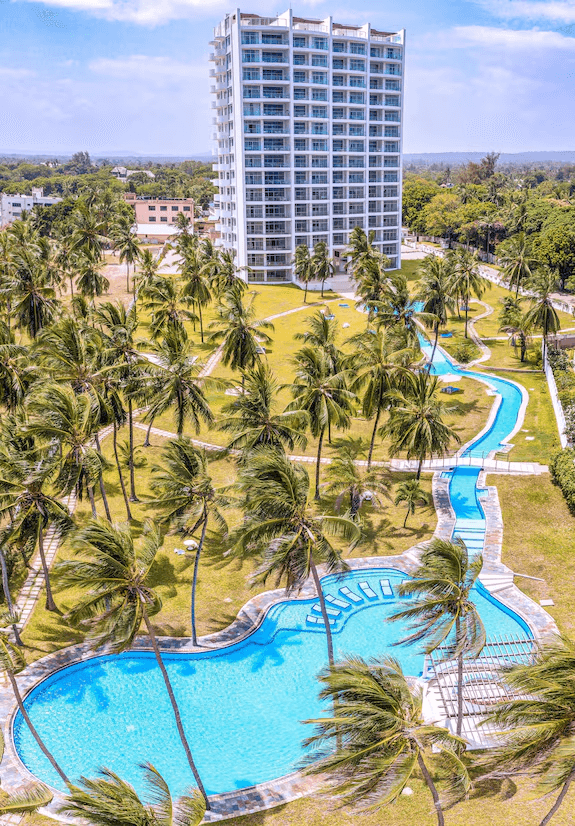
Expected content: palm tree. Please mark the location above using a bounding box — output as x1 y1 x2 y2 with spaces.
0 343 37 413
448 248 485 339
372 271 434 345
134 248 161 300
0 447 73 612
390 537 485 736
293 244 314 302
97 301 145 502
233 448 359 665
75 249 110 300
304 655 469 826
60 763 205 826
0 783 53 816
149 438 227 646
288 346 356 499
24 383 109 520
0 531 23 645
70 206 107 260
416 255 456 369
146 329 213 439
497 232 539 298
208 292 273 384
0 629 71 785
325 436 389 521
57 520 210 808
382 372 461 479
498 297 533 363
484 637 575 826
144 276 198 341
207 249 247 299
181 245 212 344
525 267 561 364
218 361 308 456
346 327 413 468
8 243 58 339
394 478 431 527
312 240 334 298
111 218 140 294
345 227 379 279
294 310 340 373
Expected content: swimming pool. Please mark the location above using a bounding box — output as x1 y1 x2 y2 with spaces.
14 568 530 799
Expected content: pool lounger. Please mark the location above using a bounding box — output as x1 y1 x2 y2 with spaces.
326 594 350 609
359 581 378 600
311 604 340 617
306 614 335 626
380 578 394 598
339 586 363 603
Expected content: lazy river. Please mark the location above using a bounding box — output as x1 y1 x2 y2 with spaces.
14 342 531 799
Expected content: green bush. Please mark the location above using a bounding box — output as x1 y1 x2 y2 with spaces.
550 448 575 514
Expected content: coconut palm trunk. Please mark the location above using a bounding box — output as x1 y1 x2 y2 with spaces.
540 769 575 826
37 522 57 612
417 753 445 826
7 668 70 786
367 390 383 470
455 616 464 736
315 426 325 501
112 421 132 521
87 486 98 519
128 399 138 502
94 434 112 522
428 323 440 375
143 415 155 447
0 549 22 646
142 609 210 809
309 559 334 666
190 507 208 648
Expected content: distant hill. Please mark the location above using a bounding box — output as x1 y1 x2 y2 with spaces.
0 152 214 164
404 151 575 166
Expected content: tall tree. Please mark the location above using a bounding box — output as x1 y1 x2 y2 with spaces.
233 448 359 666
293 244 314 303
144 276 197 342
390 537 485 736
0 629 70 785
150 439 226 646
218 361 308 457
525 266 561 363
382 372 461 479
57 520 210 809
288 347 355 499
312 240 334 298
484 637 575 826
324 436 389 522
497 232 539 298
448 248 485 339
111 218 141 294
304 656 469 826
60 763 205 826
416 255 456 369
208 292 273 385
394 478 430 528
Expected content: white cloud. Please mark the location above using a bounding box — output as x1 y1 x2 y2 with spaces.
474 0 575 24
17 0 252 25
0 54 213 154
451 23 575 48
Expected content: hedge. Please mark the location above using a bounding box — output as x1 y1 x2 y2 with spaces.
550 448 575 514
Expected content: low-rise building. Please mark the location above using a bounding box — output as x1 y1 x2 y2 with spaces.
123 193 195 242
112 166 156 180
0 188 62 227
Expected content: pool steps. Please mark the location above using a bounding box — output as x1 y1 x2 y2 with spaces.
305 579 409 627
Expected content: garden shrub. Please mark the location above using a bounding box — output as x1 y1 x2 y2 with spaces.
550 448 575 514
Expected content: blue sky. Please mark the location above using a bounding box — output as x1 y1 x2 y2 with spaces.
0 0 574 156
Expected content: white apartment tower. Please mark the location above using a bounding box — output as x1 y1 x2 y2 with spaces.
210 10 405 283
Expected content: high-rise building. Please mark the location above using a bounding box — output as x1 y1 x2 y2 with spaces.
210 9 404 283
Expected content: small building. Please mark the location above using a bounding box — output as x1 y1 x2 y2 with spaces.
135 223 181 244
112 166 155 180
123 193 195 232
0 188 62 227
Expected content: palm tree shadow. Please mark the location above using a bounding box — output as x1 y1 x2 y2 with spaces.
24 618 84 653
468 776 519 802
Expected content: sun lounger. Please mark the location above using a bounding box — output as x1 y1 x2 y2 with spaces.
306 615 335 626
359 581 378 600
326 594 350 609
339 586 363 603
311 604 340 617
380 578 394 598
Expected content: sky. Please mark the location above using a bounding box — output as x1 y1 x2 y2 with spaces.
0 0 574 156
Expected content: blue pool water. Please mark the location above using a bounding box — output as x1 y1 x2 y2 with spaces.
15 568 529 798
14 336 531 798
